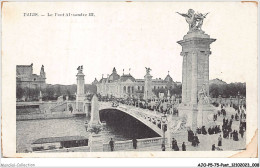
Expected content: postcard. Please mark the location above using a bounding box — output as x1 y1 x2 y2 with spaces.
1 1 258 158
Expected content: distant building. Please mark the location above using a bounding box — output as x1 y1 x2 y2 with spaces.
209 78 227 85
93 67 177 99
91 78 99 85
16 63 46 89
175 81 182 86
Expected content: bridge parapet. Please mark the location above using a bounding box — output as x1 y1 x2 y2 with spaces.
103 137 167 152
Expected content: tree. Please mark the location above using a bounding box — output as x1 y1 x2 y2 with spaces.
66 89 71 96
45 87 55 100
209 83 246 98
16 85 24 100
209 84 220 98
153 88 167 97
30 88 40 100
171 85 182 95
56 85 62 97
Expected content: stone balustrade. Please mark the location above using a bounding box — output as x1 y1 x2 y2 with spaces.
103 137 167 151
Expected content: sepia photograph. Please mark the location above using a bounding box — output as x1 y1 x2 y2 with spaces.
1 1 258 164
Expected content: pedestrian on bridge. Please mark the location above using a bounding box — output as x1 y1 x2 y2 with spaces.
132 138 137 149
182 142 186 151
161 143 166 151
109 138 115 151
212 144 216 151
218 134 222 146
171 138 178 151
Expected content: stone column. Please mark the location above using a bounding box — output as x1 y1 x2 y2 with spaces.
181 52 187 103
204 51 211 96
76 74 85 97
191 51 198 104
177 31 216 131
76 66 85 111
144 69 153 100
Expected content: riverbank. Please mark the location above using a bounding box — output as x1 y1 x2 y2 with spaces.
16 111 85 121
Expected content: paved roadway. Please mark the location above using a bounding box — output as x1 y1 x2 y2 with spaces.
114 106 246 151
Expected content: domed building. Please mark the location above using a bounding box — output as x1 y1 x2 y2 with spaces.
107 67 120 83
94 67 177 99
164 72 173 83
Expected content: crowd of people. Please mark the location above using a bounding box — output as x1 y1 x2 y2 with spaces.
105 95 247 151
171 138 179 151
98 94 180 116
187 129 200 147
196 125 221 135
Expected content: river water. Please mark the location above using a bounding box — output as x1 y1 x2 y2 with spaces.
16 109 159 152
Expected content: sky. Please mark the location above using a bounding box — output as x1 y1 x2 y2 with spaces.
3 2 257 85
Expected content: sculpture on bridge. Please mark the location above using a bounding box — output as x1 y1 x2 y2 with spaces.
168 116 187 133
145 67 152 75
77 65 83 73
177 9 209 32
198 84 210 104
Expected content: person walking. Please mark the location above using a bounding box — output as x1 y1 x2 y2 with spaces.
175 144 179 151
182 142 186 151
240 128 244 138
194 134 200 147
132 138 137 149
161 143 166 151
109 138 115 151
192 134 199 147
171 138 176 150
212 144 216 151
218 135 222 146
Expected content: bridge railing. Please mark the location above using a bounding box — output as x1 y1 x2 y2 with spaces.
103 140 132 151
103 137 166 151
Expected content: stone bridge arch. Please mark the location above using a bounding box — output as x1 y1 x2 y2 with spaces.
98 103 164 136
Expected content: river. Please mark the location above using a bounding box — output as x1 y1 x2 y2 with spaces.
16 109 159 152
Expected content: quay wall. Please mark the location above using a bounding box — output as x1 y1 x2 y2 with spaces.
16 111 77 121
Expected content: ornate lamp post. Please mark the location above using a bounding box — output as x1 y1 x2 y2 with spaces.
237 91 240 107
161 113 167 147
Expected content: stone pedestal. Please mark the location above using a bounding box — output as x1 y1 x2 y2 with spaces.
166 115 173 148
197 103 215 127
178 104 198 130
177 30 216 131
88 95 101 126
89 133 103 152
87 94 103 151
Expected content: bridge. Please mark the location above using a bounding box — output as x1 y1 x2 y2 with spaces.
99 102 165 137
16 100 172 137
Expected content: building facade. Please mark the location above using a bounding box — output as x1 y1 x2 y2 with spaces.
16 63 46 89
94 67 177 99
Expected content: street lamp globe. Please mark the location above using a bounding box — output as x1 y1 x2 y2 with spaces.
161 114 167 124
